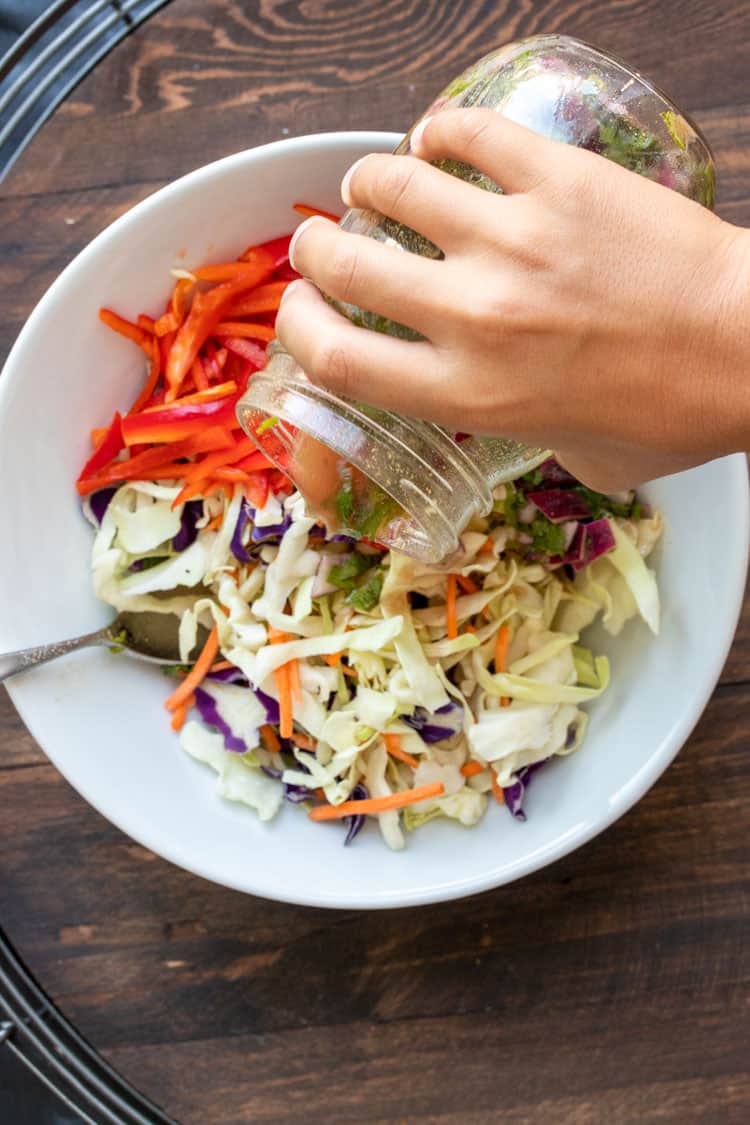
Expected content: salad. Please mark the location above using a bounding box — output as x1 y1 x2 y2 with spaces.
78 219 662 849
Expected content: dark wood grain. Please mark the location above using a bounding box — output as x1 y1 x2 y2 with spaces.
1 1 749 1123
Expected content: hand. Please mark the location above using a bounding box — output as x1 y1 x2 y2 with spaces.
276 109 750 491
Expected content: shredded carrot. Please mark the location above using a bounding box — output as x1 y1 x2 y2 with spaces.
288 657 302 703
464 624 476 634
293 732 316 752
209 660 235 673
495 624 511 707
268 629 294 739
293 202 341 223
456 575 479 595
276 663 293 739
383 733 419 769
204 513 224 533
324 652 342 667
460 760 486 778
491 772 505 806
478 536 494 555
341 663 357 678
308 782 445 821
260 724 281 754
446 574 458 640
170 693 195 732
164 625 219 712
314 788 327 800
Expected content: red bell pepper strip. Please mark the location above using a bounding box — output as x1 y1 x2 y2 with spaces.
243 234 292 268
218 336 267 370
181 437 260 485
121 395 241 446
129 337 162 415
99 308 152 351
293 202 341 223
225 280 290 317
243 469 270 509
143 380 237 412
76 427 233 495
191 355 210 391
213 321 274 341
165 249 275 398
77 412 124 481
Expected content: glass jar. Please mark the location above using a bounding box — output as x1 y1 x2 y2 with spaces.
237 34 715 563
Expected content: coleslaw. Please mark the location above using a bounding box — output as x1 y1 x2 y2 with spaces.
78 224 662 849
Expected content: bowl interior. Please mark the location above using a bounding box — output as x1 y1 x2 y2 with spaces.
0 132 747 908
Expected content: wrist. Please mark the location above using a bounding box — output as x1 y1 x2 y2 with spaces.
673 220 750 460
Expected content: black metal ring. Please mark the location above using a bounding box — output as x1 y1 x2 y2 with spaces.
0 0 172 182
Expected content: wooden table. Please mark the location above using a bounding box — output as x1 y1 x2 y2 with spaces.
2 3 749 1122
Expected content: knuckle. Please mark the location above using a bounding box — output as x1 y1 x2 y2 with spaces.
327 241 360 302
370 156 419 216
311 335 353 396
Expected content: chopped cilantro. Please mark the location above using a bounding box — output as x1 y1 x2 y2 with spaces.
530 516 566 557
347 572 383 611
328 553 373 592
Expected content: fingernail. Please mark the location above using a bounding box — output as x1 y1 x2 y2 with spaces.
278 278 303 307
340 155 369 207
409 115 433 154
288 216 322 271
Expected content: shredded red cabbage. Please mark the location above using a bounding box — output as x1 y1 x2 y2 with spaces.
193 686 247 753
173 500 203 551
527 489 592 523
230 499 255 563
89 487 118 525
503 759 549 821
343 783 368 845
535 458 578 486
402 702 462 743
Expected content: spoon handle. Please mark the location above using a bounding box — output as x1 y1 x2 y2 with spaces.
0 630 104 684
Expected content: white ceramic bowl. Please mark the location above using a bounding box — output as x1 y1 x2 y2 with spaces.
0 133 747 909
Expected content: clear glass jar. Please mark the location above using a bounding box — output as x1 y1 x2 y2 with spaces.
237 34 715 563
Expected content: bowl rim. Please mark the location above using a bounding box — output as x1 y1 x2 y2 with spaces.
2 132 748 908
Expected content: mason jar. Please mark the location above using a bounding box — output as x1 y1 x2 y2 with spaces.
237 34 715 563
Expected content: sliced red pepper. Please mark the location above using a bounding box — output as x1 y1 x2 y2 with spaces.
293 202 341 223
244 234 292 268
182 436 260 484
99 308 152 352
224 281 290 318
121 395 240 446
76 426 233 494
129 336 162 415
165 249 274 398
144 380 237 412
77 412 124 481
213 321 274 341
243 469 270 509
218 336 267 370
191 355 210 391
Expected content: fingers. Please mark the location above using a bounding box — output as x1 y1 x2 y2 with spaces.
288 215 452 337
275 279 447 418
410 108 563 194
340 152 493 253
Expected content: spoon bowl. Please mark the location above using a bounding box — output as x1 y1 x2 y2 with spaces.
0 610 209 683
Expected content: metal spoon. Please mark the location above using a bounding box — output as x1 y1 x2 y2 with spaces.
0 611 209 684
